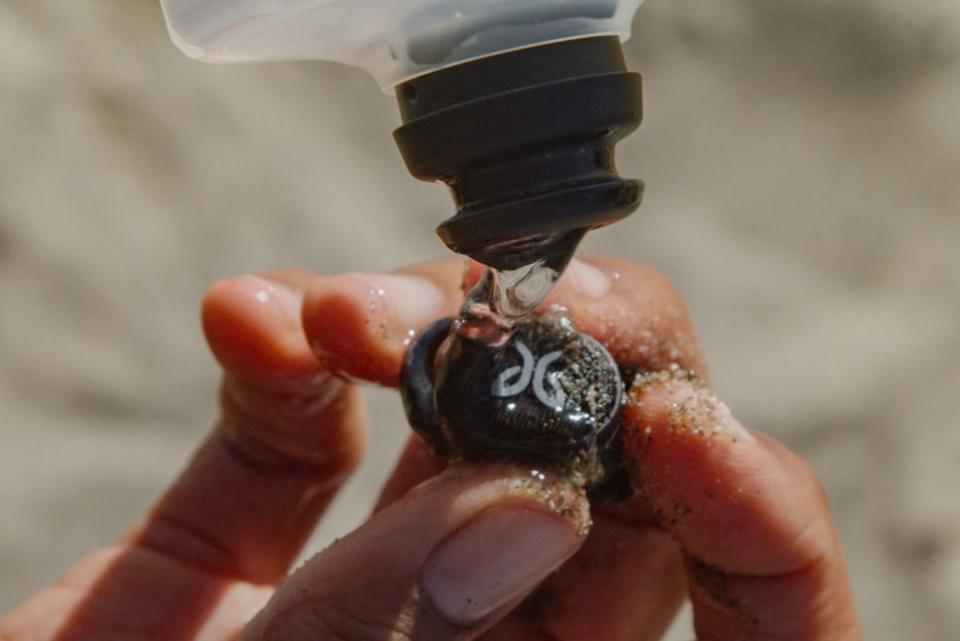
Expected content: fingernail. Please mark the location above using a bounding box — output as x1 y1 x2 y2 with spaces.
567 260 612 298
351 273 444 329
716 401 758 445
421 507 581 625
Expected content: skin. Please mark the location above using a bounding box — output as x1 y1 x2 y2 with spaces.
0 256 863 641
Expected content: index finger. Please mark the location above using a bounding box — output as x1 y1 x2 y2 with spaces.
302 255 708 387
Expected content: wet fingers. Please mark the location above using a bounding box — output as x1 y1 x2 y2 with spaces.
623 374 862 640
301 262 463 386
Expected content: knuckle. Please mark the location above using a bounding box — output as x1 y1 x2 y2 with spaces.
218 375 364 474
221 373 350 430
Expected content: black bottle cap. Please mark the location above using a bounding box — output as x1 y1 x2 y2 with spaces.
394 37 643 270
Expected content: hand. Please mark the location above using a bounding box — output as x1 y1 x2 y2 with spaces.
1 257 862 641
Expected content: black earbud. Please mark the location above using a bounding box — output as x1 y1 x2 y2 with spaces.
400 315 633 502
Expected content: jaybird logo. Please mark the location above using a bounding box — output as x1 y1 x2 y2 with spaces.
491 341 567 410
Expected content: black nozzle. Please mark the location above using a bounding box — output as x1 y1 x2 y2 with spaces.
393 36 644 270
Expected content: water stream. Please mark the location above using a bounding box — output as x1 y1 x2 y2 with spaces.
456 254 572 344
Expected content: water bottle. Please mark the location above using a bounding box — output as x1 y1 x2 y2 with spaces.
159 0 649 269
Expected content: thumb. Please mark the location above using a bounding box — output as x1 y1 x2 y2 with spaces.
240 463 590 641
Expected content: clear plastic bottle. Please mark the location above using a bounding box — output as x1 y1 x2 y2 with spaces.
160 0 648 272
160 0 645 89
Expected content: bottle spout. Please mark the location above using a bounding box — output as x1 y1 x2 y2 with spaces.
393 36 644 270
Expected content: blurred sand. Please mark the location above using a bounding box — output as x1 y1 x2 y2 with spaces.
1 1 958 638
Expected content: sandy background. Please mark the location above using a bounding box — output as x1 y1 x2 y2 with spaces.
1 0 958 638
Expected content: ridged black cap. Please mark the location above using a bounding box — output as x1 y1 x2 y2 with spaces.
394 36 643 270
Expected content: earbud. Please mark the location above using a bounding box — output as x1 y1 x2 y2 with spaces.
401 315 632 501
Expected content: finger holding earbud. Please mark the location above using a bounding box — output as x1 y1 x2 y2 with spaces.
621 375 862 640
301 256 707 389
240 465 589 641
